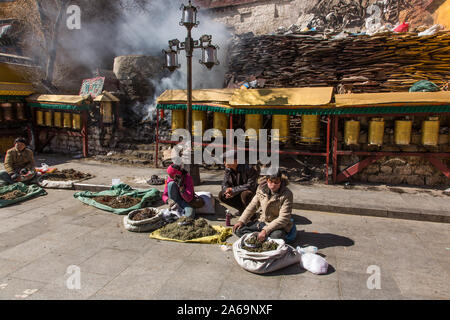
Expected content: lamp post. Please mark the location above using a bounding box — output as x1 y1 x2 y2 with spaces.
163 0 220 186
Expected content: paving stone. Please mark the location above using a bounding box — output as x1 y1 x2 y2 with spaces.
279 275 340 300
162 260 232 296
217 279 281 300
0 258 29 279
0 238 61 262
391 270 450 298
79 248 141 276
0 276 47 300
95 265 175 299
8 252 90 284
31 271 114 300
338 270 404 300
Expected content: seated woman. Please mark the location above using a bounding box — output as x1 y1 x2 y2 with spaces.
233 169 295 242
0 137 35 185
161 164 203 218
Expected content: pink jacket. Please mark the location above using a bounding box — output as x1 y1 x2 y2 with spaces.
162 174 194 204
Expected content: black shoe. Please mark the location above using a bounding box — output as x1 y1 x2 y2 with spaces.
147 175 165 185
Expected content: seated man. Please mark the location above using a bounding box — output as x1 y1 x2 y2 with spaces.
218 150 259 215
233 169 294 242
162 164 203 219
0 137 35 185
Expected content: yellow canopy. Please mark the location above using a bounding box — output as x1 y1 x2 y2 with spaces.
0 82 34 96
93 91 120 102
335 91 450 107
229 87 334 107
27 94 92 105
157 88 235 104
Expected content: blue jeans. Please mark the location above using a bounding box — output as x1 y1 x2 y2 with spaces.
0 170 14 185
167 181 195 218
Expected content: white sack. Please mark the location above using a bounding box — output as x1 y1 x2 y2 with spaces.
233 232 302 274
195 191 215 214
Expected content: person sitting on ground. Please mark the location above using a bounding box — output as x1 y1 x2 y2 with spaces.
162 164 204 219
218 150 259 215
0 137 35 185
233 169 294 242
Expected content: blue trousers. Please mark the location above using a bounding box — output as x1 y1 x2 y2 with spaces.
167 181 195 218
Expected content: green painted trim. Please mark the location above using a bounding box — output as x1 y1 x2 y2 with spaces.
0 95 27 102
29 103 91 111
157 103 450 115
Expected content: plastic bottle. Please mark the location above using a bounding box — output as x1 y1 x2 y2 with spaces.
225 209 231 226
296 245 318 254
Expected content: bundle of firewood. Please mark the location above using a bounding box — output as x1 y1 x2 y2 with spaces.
226 31 450 93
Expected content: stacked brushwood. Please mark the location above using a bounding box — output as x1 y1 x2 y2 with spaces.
226 31 450 93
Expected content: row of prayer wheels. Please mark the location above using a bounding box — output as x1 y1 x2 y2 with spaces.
0 102 27 122
35 110 82 130
171 110 321 144
344 117 443 147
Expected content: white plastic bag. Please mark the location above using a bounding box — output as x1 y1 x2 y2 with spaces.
299 252 329 275
195 191 215 214
418 24 443 37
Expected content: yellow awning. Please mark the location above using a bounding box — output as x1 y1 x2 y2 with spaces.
26 94 92 105
93 91 120 102
157 89 235 104
0 82 34 96
229 87 334 107
335 91 450 107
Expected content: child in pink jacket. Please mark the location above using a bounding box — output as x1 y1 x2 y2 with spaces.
162 164 195 218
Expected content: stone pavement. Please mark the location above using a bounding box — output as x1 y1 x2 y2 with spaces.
0 154 449 300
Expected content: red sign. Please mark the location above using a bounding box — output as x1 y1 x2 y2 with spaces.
79 77 105 98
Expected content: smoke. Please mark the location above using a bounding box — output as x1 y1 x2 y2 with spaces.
115 0 232 119
31 0 232 117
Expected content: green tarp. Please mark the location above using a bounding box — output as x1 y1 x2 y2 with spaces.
0 183 47 208
73 183 161 215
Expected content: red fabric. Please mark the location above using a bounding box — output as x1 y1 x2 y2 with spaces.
167 165 182 177
394 22 409 32
162 174 195 204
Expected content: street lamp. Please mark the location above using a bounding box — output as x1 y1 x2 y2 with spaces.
163 0 220 186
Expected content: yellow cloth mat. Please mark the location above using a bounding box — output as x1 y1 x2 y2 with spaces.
149 225 232 244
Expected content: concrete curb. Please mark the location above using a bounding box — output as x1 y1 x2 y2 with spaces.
292 202 450 223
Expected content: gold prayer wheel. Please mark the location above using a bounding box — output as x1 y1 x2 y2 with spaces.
245 114 263 140
36 110 44 126
171 109 186 133
44 111 53 127
53 112 63 128
272 115 290 143
421 116 439 146
344 120 360 146
16 103 26 120
368 118 385 146
394 120 412 145
213 112 228 137
300 115 320 144
192 110 207 137
72 113 81 130
63 113 72 128
1 103 13 121
101 101 113 123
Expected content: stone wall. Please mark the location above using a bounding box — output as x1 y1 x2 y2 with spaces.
200 0 445 35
